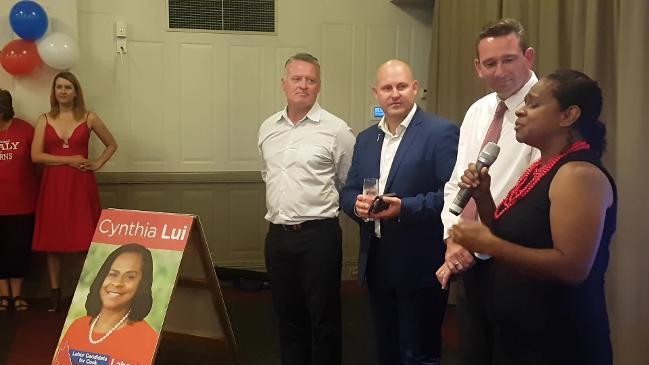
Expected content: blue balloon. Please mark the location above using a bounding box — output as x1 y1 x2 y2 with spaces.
9 1 48 41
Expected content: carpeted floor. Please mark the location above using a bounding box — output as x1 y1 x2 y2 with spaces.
0 281 459 365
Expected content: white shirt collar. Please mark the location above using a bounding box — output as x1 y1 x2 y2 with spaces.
377 103 417 137
278 102 323 125
499 71 538 113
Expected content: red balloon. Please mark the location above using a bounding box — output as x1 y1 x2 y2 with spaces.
0 39 41 76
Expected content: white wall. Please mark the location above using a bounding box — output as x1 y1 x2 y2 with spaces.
0 0 434 172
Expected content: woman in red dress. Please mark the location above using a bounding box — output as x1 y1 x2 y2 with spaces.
32 72 118 311
0 89 39 311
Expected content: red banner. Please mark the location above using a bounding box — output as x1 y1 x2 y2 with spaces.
92 209 193 251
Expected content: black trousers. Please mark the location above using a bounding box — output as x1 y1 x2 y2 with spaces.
366 237 448 365
264 218 342 365
457 259 494 365
0 214 34 279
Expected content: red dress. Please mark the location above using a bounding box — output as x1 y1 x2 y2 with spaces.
32 118 101 252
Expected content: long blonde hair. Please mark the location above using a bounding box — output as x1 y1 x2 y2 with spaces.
49 71 87 121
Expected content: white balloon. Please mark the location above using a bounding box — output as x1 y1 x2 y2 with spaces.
37 32 80 70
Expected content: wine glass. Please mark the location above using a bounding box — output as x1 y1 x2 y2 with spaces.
362 178 379 222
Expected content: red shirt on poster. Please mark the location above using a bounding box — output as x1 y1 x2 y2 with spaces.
52 316 158 365
0 118 39 215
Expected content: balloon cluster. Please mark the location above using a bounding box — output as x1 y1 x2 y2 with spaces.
0 1 80 76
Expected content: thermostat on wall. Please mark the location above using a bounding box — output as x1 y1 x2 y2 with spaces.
373 106 384 120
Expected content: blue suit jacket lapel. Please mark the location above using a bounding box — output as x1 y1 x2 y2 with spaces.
384 109 423 192
371 125 384 177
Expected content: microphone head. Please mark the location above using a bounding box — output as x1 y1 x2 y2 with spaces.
477 142 500 166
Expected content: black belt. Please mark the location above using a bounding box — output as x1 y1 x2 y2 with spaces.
271 217 338 231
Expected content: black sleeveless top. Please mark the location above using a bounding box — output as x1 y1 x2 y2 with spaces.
489 149 617 365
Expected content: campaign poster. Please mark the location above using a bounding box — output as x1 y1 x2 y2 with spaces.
52 209 193 365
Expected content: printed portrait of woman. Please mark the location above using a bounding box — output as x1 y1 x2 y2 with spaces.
52 243 159 365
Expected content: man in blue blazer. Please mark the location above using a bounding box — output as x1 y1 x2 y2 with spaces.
341 60 458 365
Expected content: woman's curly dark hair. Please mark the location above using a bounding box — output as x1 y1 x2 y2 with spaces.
546 69 607 157
0 89 15 121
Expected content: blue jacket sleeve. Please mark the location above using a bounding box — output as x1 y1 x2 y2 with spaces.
399 122 459 224
340 136 365 225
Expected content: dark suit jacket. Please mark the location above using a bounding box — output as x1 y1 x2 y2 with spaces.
341 106 459 290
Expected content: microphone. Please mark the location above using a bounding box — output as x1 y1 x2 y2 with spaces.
448 142 501 216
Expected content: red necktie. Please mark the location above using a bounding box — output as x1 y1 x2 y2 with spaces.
461 101 507 220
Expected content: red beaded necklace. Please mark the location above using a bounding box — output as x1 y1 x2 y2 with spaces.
494 140 590 220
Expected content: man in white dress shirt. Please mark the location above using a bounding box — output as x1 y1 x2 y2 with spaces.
435 19 540 365
258 53 355 365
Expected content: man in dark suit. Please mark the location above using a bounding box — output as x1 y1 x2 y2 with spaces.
341 60 459 365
